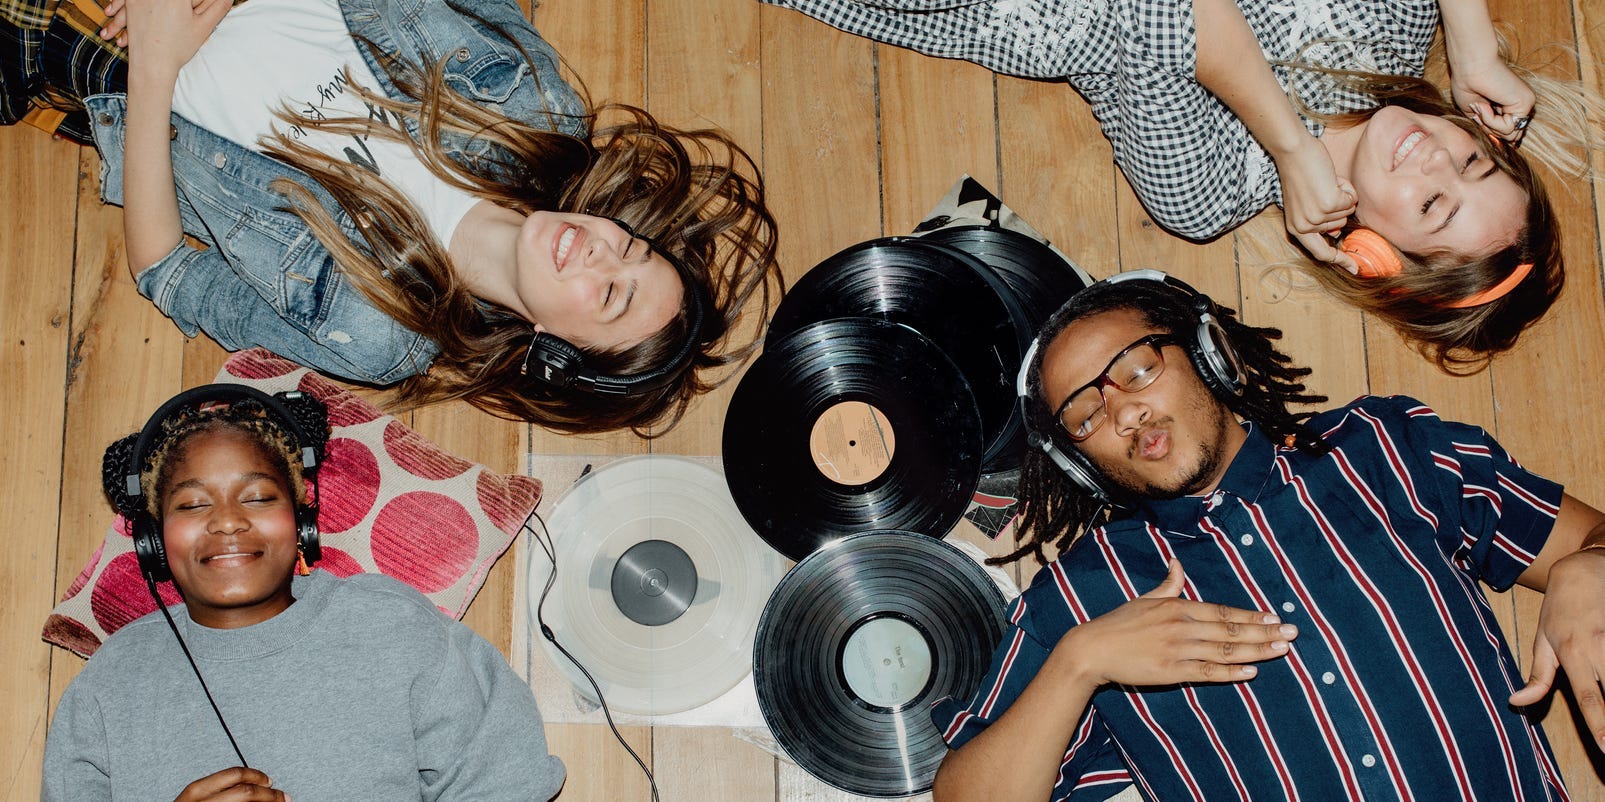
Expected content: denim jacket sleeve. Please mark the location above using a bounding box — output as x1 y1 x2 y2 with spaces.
84 95 441 385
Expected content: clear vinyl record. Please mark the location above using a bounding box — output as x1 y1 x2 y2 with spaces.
529 455 785 716
754 532 1009 797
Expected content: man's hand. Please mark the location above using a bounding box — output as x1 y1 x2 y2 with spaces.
1509 548 1605 750
174 767 287 801
1064 560 1297 688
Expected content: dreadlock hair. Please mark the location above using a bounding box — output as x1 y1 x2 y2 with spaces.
997 276 1329 566
138 400 314 519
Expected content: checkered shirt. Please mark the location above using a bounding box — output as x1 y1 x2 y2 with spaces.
764 0 1439 239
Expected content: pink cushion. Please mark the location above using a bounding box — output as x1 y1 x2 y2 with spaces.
43 349 540 657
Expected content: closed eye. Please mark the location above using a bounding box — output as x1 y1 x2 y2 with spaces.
1420 192 1442 215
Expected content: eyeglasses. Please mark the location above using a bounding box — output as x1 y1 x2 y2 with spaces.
1051 334 1176 441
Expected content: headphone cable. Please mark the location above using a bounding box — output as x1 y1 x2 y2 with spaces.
148 577 250 768
523 507 660 802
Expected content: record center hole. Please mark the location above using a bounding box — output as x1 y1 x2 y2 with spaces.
840 616 933 710
808 401 895 486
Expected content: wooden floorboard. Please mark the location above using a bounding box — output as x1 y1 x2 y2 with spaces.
4 0 1604 798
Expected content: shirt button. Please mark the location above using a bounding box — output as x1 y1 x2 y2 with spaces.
1281 602 1295 613
169 124 178 141
212 153 228 168
1321 672 1336 685
1361 754 1377 768
455 47 471 61
1239 534 1254 546
97 113 114 126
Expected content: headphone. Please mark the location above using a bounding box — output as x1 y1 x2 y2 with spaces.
102 384 328 584
1017 269 1246 506
1340 228 1534 308
519 222 709 397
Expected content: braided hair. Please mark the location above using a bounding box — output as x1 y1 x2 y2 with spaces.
998 278 1329 566
131 400 316 519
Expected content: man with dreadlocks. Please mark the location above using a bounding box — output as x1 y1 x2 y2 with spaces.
930 271 1605 801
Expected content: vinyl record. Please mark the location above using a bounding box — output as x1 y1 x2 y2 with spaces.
768 238 1028 473
528 455 785 716
754 532 1009 797
723 318 983 562
922 227 1092 472
922 226 1091 337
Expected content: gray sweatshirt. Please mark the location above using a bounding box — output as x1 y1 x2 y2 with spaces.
43 570 565 801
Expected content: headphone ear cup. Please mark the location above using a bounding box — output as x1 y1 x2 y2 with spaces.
132 511 171 584
1341 228 1402 279
523 332 588 388
296 505 321 567
1187 315 1246 399
279 392 329 468
102 433 146 516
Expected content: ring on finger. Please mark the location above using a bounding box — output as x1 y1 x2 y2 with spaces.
1513 116 1531 132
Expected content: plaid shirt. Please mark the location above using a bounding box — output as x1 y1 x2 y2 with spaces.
932 396 1569 801
2 0 123 142
763 0 1438 240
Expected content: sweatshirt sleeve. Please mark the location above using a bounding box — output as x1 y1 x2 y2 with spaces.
413 622 567 801
41 677 114 802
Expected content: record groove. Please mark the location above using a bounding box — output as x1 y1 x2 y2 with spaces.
754 533 1009 797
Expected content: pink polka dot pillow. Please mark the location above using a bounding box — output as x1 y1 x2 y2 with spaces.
42 349 541 658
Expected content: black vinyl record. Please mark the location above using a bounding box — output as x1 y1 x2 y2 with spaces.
922 226 1092 472
723 318 983 562
754 532 1009 797
768 237 1027 476
923 226 1091 339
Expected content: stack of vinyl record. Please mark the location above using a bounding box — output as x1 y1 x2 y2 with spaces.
722 230 1089 562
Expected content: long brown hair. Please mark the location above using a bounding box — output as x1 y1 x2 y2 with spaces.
261 18 781 435
1278 43 1597 372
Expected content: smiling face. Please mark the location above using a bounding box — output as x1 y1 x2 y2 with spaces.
1345 106 1528 259
513 212 686 351
1039 308 1244 499
158 427 300 630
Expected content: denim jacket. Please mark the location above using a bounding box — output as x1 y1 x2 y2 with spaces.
84 0 586 384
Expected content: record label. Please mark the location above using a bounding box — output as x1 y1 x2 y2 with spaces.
808 401 895 486
840 615 933 710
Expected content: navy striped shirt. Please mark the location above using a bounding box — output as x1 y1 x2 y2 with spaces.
933 395 1569 801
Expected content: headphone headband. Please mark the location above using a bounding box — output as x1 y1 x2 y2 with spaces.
1341 228 1534 308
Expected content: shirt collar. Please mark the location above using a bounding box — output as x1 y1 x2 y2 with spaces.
1131 421 1278 535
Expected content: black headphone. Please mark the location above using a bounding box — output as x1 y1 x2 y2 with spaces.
518 221 708 397
1017 269 1246 506
102 384 329 584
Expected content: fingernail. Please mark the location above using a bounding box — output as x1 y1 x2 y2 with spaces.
1272 640 1289 652
1241 665 1257 677
1279 624 1297 637
1262 614 1280 624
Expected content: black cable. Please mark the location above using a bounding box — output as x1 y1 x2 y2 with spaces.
148 577 249 768
523 506 660 802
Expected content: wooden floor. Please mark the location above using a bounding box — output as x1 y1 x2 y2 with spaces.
5 0 1605 798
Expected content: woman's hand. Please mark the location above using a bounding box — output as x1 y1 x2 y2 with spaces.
1061 560 1297 689
1451 59 1536 145
173 767 287 801
1272 136 1359 274
115 0 231 79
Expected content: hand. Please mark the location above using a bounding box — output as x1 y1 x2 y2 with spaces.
1509 548 1605 750
116 0 231 78
1063 560 1297 688
1450 58 1536 145
1272 136 1359 274
174 767 288 801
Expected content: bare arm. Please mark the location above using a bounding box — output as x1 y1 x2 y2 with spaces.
120 0 231 277
932 561 1296 801
1508 494 1605 749
1436 0 1534 142
1191 0 1357 269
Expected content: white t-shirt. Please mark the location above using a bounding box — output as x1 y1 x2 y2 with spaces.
173 0 479 244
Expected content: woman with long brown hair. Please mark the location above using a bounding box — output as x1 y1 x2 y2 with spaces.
764 0 1599 372
2 0 781 433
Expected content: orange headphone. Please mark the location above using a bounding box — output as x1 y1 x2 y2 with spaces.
1340 228 1533 309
